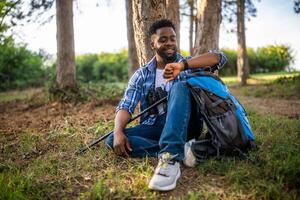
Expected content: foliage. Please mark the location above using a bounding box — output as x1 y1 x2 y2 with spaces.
76 49 129 83
76 54 98 82
0 39 46 91
0 0 21 42
219 48 237 75
256 44 294 72
239 74 300 99
220 45 295 76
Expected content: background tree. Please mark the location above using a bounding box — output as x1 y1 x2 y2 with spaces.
56 0 76 89
193 0 222 56
1 0 77 91
237 0 249 85
166 0 180 50
223 0 257 85
125 0 139 77
180 0 196 55
0 0 25 43
294 0 300 13
131 0 167 66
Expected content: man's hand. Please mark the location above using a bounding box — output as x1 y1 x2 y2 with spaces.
113 131 132 157
163 62 184 81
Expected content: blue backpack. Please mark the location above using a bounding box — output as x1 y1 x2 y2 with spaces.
186 72 256 161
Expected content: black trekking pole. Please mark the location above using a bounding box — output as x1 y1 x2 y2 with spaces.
75 96 167 155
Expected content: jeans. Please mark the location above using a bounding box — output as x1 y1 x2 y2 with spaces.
106 81 202 161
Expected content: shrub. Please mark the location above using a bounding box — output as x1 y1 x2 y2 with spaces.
219 45 294 75
76 54 98 82
75 49 128 83
256 45 294 72
219 48 237 76
0 39 46 91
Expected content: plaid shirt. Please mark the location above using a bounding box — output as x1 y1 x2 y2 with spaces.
116 50 227 125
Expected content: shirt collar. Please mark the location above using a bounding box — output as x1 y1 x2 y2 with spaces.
144 53 184 73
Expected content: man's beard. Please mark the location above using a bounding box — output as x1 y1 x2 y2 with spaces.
156 47 178 63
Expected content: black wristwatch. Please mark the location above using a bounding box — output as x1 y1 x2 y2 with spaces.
181 59 189 71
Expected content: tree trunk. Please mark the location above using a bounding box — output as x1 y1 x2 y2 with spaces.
125 0 139 77
131 0 167 66
188 0 194 55
237 0 249 86
166 0 180 50
193 0 221 56
56 0 76 89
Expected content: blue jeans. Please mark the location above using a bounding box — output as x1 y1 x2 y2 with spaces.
106 81 201 161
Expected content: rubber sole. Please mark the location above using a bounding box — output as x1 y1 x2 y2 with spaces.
148 169 181 191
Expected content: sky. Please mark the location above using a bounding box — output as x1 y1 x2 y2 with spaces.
14 0 300 70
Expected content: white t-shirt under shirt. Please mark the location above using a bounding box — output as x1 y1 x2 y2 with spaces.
155 69 170 115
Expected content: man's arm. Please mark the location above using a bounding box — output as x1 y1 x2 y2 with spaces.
163 51 227 81
112 70 142 156
113 109 132 156
181 52 220 69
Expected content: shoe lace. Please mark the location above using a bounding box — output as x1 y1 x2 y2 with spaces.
157 153 178 176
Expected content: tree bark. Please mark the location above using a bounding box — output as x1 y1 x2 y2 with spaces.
237 0 249 86
56 0 76 89
131 0 167 66
125 0 139 77
166 0 180 50
188 0 194 55
193 0 221 56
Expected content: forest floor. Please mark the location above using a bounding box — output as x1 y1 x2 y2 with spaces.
0 72 299 199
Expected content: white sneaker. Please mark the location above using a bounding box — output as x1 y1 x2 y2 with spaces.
183 139 197 167
148 153 181 191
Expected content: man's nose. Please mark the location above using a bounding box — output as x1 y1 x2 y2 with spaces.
166 39 175 46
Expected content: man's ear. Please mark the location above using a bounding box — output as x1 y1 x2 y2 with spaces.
150 35 156 50
150 41 154 50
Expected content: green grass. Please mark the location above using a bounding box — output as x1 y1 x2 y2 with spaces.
222 71 300 99
196 109 300 199
0 71 299 199
1 108 299 199
240 75 300 99
0 88 42 103
221 71 300 86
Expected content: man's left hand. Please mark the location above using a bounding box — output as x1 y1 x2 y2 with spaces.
163 62 184 81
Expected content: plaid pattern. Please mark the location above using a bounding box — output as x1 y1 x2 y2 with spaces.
116 50 227 125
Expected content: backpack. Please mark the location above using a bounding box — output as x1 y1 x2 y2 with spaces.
186 72 256 162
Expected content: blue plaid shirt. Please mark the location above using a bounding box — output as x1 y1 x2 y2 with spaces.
116 50 227 125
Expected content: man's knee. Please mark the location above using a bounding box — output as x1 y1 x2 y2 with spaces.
169 81 189 97
171 81 186 91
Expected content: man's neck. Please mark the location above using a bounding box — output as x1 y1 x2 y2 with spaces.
156 56 166 70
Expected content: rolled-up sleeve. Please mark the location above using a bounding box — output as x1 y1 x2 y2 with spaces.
116 70 143 115
208 49 228 70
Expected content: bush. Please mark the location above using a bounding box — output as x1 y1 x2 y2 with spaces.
219 45 294 75
219 48 237 76
0 39 46 91
75 49 128 83
256 45 294 72
76 54 98 82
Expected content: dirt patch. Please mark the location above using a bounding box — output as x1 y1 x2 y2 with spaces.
0 99 116 136
1 88 299 199
230 87 300 119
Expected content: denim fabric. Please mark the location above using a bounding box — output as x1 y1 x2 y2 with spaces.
106 81 199 161
158 82 192 161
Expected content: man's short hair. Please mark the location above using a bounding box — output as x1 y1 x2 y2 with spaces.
148 19 176 36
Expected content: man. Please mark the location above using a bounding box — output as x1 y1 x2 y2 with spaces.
106 19 227 191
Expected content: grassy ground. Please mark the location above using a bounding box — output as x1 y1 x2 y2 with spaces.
0 72 299 199
221 71 300 86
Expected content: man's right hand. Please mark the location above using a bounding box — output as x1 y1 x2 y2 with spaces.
113 131 132 157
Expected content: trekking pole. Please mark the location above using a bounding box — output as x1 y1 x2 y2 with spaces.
75 96 167 155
